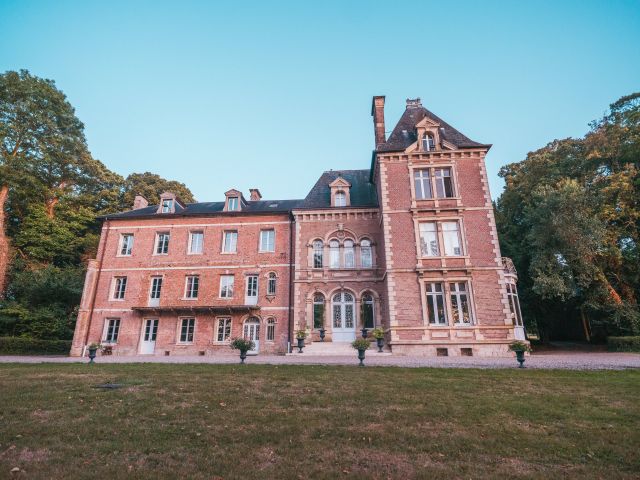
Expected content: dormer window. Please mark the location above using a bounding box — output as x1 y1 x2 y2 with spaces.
224 189 244 212
422 133 435 151
228 197 239 211
335 191 346 207
161 198 174 213
329 176 351 207
157 192 182 214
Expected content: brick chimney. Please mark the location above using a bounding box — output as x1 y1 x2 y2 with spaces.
133 195 149 210
249 189 262 201
371 96 386 148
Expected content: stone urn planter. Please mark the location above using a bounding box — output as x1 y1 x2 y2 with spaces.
361 328 368 339
508 341 532 368
87 343 100 364
371 328 385 353
230 338 255 364
295 329 308 353
319 328 326 342
352 338 371 367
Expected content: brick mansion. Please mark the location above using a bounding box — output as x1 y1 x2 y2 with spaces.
71 96 525 357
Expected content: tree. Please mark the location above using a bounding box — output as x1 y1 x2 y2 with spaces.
123 172 195 207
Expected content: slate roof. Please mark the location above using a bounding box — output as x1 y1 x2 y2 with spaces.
378 102 490 152
298 169 378 209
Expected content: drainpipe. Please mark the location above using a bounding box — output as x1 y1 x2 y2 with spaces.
83 218 110 355
287 213 295 353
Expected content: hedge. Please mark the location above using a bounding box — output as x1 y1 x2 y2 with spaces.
607 336 640 352
0 337 71 355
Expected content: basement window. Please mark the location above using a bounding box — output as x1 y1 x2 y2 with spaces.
436 348 449 357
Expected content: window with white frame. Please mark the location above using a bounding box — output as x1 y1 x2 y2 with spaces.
184 275 199 299
189 231 204 254
150 277 163 299
442 221 462 256
450 282 473 324
507 283 523 327
414 169 433 200
425 282 447 325
119 234 134 256
434 168 454 198
266 318 276 341
103 318 120 343
227 197 239 211
329 240 340 268
343 239 355 268
155 232 170 254
161 198 174 213
216 317 232 342
362 293 375 329
219 275 234 298
422 133 436 151
267 272 277 296
313 240 324 268
334 191 347 207
360 239 373 268
259 229 275 252
179 317 195 343
222 231 238 253
419 222 440 257
112 277 127 300
313 294 325 329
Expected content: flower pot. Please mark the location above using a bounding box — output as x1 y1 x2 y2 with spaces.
319 329 326 342
297 337 305 353
515 350 525 368
361 328 368 339
240 349 248 364
376 337 384 353
357 348 366 366
88 347 97 364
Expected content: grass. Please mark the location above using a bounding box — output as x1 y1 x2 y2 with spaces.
0 364 639 479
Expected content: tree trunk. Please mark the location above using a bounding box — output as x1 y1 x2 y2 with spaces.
0 184 10 298
580 307 591 343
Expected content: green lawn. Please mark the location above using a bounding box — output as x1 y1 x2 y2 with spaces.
0 364 638 479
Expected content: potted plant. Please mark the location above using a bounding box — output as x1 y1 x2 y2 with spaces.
371 328 385 352
508 340 532 368
87 342 101 364
295 329 308 353
230 337 255 364
352 338 371 366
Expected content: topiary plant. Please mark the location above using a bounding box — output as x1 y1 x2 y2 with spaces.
508 340 532 353
351 338 371 351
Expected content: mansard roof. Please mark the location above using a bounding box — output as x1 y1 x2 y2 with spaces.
298 169 378 209
378 102 490 152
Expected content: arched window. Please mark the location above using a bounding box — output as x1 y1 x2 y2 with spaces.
313 240 323 268
267 272 277 296
332 291 355 330
313 294 325 329
329 240 340 268
334 191 347 207
361 293 375 329
360 239 372 268
266 317 276 341
422 133 435 151
343 239 355 268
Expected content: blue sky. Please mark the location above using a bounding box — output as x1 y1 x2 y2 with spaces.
1 0 639 202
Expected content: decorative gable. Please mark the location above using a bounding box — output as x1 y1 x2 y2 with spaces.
224 189 245 212
329 177 351 207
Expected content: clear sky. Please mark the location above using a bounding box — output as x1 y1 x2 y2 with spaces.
1 0 639 202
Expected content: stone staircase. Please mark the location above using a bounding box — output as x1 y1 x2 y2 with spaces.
287 341 392 356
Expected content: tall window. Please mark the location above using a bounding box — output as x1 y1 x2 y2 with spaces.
313 240 324 268
422 133 435 151
155 232 170 254
419 222 440 257
425 282 447 325
150 277 163 299
450 282 472 324
189 231 204 254
334 191 346 207
360 239 373 268
222 231 238 253
442 221 462 256
266 318 276 341
216 317 232 342
414 169 432 200
507 283 523 327
112 277 127 300
184 276 199 299
313 294 325 329
227 197 239 211
161 199 173 213
332 292 355 329
120 234 134 256
267 272 277 296
103 318 120 343
329 240 340 268
246 275 258 298
361 293 375 329
260 229 275 252
343 240 355 268
434 168 454 198
219 275 234 298
179 318 195 343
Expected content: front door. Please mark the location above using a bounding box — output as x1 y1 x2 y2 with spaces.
332 292 356 342
244 318 260 354
140 319 158 354
245 275 258 305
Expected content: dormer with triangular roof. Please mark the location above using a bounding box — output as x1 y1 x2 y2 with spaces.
329 176 352 207
224 189 245 212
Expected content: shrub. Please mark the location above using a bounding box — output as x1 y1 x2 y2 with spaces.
295 329 308 339
607 336 640 352
351 338 371 351
508 341 532 353
0 336 71 355
371 328 384 339
229 337 255 352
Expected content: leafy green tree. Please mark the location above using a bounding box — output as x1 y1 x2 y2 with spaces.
123 172 195 206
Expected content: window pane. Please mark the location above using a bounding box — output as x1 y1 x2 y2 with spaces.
344 240 355 268
419 223 439 256
223 231 238 253
335 192 346 207
313 240 323 268
266 319 275 341
150 277 162 299
329 240 340 268
426 283 447 325
435 168 454 198
362 301 374 328
190 232 203 254
414 170 432 200
267 273 276 295
442 222 462 256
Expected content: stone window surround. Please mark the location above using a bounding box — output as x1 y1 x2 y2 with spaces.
304 288 382 332
329 177 352 207
214 316 232 343
102 317 121 344
408 163 461 203
117 233 134 257
177 316 196 344
413 216 469 260
418 277 477 328
307 235 376 269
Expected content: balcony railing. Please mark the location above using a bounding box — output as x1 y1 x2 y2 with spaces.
501 257 517 277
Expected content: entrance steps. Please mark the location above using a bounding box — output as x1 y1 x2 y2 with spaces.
287 341 392 356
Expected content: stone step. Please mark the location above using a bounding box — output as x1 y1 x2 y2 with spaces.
287 341 392 356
